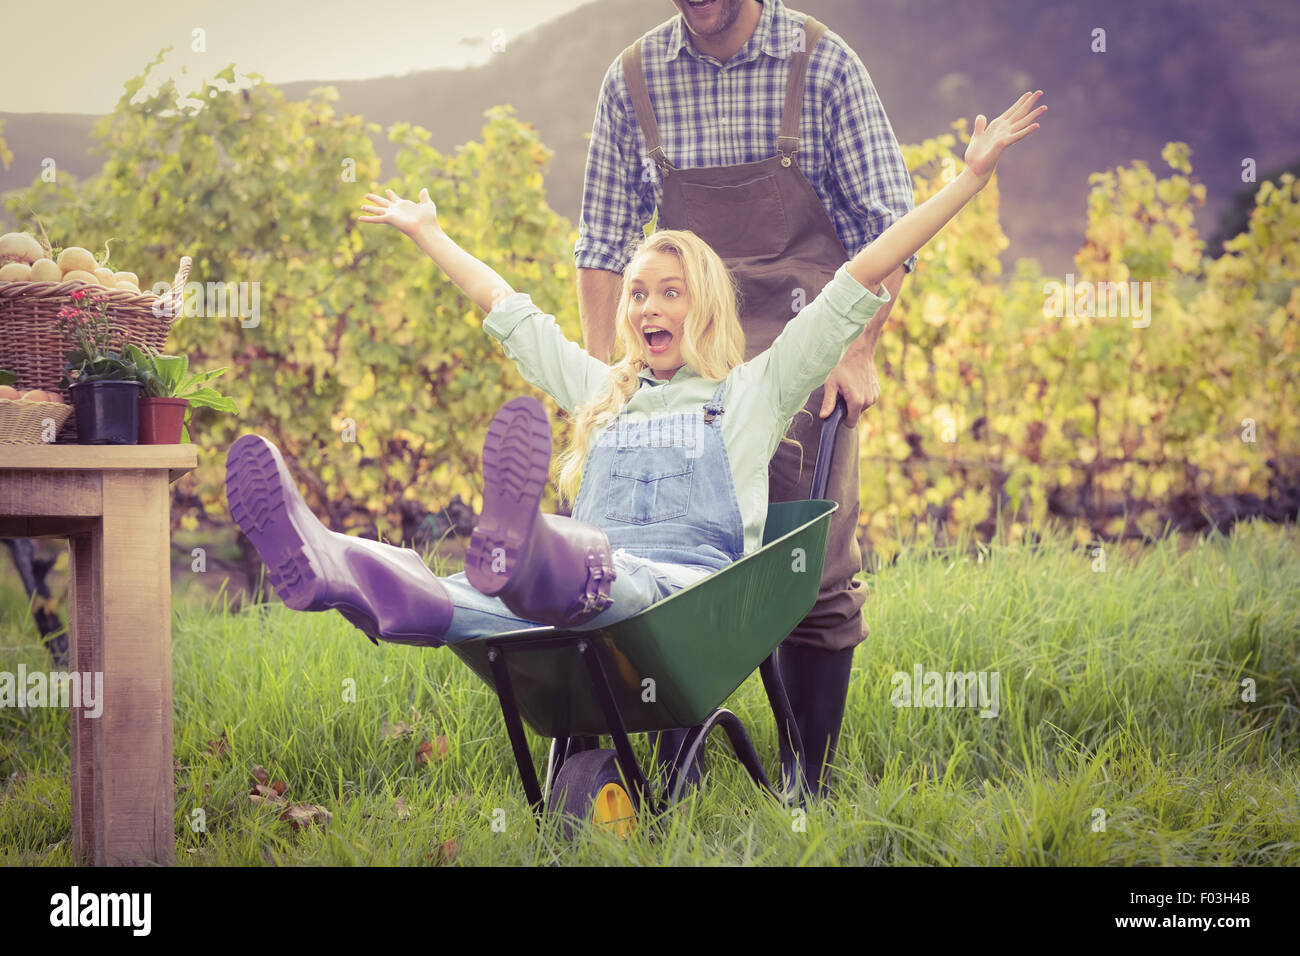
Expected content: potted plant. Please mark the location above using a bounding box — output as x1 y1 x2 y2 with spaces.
123 343 238 444
56 290 144 444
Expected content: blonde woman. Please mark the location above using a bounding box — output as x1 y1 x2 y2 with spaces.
225 92 1045 648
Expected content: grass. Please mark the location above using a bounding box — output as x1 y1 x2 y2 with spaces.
1 519 1298 865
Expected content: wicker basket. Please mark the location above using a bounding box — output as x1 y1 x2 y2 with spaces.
0 397 73 444
0 256 191 443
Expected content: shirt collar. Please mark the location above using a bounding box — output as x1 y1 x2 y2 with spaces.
637 363 700 385
666 0 794 67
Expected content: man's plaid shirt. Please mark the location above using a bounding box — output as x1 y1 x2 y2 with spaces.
575 0 917 277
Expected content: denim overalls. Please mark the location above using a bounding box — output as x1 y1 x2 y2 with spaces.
437 379 746 641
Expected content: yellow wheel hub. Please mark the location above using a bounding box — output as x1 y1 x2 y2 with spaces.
592 783 637 838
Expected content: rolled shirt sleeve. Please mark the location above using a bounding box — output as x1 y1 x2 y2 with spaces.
483 292 612 416
747 263 892 430
575 58 651 275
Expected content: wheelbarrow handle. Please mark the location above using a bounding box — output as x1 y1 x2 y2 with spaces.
809 394 848 501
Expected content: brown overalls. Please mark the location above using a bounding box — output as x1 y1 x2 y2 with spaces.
620 15 868 652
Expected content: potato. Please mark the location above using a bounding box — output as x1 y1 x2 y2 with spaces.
60 270 100 285
0 232 44 265
0 262 32 281
30 258 61 282
57 246 98 275
116 280 142 293
93 267 117 285
0 385 20 400
113 271 139 287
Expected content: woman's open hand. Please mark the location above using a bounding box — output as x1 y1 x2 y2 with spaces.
963 90 1046 186
358 188 440 238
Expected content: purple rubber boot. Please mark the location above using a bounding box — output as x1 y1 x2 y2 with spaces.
466 396 616 628
225 434 455 645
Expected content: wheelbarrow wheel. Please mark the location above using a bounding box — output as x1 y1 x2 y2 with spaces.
547 749 637 840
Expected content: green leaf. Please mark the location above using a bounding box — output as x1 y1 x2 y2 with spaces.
185 388 238 413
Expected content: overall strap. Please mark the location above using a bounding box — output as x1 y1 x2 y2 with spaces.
777 15 827 168
621 40 675 177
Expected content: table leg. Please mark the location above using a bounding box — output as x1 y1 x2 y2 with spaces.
68 469 176 865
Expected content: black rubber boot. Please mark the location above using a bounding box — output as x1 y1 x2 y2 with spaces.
778 644 855 799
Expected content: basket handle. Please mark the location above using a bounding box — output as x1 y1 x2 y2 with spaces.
160 255 192 327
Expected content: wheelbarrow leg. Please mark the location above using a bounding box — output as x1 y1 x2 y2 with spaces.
486 645 544 814
577 639 660 817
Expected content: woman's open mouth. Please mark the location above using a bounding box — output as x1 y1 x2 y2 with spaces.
643 327 674 354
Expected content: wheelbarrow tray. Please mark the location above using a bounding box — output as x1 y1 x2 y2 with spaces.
447 498 836 738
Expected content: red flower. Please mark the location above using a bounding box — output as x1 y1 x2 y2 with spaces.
70 289 86 301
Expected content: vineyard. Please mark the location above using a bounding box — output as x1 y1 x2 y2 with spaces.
2 60 1297 569
861 130 1300 561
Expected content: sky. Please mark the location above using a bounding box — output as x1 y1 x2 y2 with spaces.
1 0 598 114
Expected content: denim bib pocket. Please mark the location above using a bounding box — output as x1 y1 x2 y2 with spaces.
605 446 694 524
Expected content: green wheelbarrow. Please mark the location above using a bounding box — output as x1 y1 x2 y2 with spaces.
448 397 848 837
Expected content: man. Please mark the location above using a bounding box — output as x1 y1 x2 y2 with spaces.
575 0 914 796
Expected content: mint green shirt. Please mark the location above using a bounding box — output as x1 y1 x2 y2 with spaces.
483 263 891 556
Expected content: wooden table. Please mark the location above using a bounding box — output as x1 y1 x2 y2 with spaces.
0 444 197 866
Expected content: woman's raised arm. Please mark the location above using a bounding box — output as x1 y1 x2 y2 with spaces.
846 91 1046 293
358 187 608 415
359 188 515 313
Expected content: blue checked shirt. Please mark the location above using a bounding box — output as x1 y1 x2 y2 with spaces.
576 0 917 277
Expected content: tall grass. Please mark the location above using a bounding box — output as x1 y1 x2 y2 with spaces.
1 520 1297 865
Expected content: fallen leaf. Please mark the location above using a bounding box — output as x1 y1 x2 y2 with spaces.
249 766 287 807
280 804 332 831
205 731 230 758
440 791 472 812
394 797 410 819
381 721 411 740
433 839 457 864
415 735 450 765
249 783 285 807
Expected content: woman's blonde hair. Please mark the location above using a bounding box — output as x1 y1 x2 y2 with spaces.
554 228 801 503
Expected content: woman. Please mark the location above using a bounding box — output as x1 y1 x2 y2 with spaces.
225 91 1046 646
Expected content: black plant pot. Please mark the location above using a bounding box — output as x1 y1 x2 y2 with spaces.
69 380 143 444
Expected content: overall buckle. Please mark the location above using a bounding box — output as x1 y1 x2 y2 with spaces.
776 135 798 167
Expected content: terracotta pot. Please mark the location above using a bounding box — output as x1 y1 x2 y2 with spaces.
138 396 190 444
69 380 142 444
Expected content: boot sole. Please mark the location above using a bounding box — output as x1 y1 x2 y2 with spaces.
225 434 331 613
467 397 552 597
